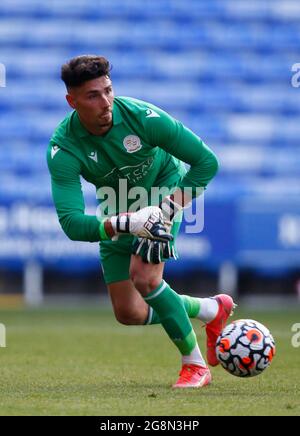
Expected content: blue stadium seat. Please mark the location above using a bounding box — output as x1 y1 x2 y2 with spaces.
1 17 300 51
0 0 299 272
1 0 300 22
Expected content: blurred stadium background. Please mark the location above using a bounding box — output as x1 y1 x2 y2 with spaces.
0 0 300 309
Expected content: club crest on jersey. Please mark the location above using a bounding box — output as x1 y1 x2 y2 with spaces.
123 135 142 153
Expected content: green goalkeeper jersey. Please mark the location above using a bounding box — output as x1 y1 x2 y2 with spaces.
47 96 218 242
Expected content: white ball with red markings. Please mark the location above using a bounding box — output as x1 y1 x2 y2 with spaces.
216 319 276 377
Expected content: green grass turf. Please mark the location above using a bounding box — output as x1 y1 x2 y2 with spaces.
0 305 299 416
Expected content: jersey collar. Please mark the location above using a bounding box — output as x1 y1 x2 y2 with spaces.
74 101 123 138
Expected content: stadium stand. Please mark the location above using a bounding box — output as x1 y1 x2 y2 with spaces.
0 0 299 297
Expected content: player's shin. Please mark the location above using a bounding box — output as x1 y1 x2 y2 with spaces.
143 280 205 366
144 294 218 324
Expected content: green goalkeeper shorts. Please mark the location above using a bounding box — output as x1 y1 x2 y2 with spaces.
99 213 183 284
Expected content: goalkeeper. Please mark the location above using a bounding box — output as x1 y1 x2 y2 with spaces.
47 55 235 388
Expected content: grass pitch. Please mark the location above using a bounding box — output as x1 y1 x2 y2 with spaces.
0 304 299 416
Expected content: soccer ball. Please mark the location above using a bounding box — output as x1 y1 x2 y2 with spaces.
216 319 276 377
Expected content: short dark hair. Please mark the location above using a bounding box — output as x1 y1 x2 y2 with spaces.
61 55 111 88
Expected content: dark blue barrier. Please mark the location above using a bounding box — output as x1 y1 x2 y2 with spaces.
1 194 299 275
237 197 300 271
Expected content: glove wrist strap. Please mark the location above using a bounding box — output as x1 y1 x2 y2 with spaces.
110 214 130 234
160 195 182 221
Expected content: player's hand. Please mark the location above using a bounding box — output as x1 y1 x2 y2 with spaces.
110 206 173 242
159 194 183 231
132 238 178 264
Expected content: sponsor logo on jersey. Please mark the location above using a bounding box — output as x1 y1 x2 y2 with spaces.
51 145 61 159
88 151 98 163
145 108 160 118
103 157 154 184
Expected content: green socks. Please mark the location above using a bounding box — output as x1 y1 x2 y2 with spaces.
145 294 201 325
181 295 201 318
143 281 197 356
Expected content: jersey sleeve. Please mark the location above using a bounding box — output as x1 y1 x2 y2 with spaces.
143 107 219 197
47 145 101 242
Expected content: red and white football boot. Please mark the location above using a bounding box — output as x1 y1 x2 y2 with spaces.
172 364 212 389
206 294 237 367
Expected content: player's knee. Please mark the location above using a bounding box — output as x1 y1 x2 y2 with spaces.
130 271 160 296
114 308 144 326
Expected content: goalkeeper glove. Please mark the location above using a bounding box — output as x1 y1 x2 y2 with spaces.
159 194 187 225
100 206 173 242
132 238 178 264
132 194 191 264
